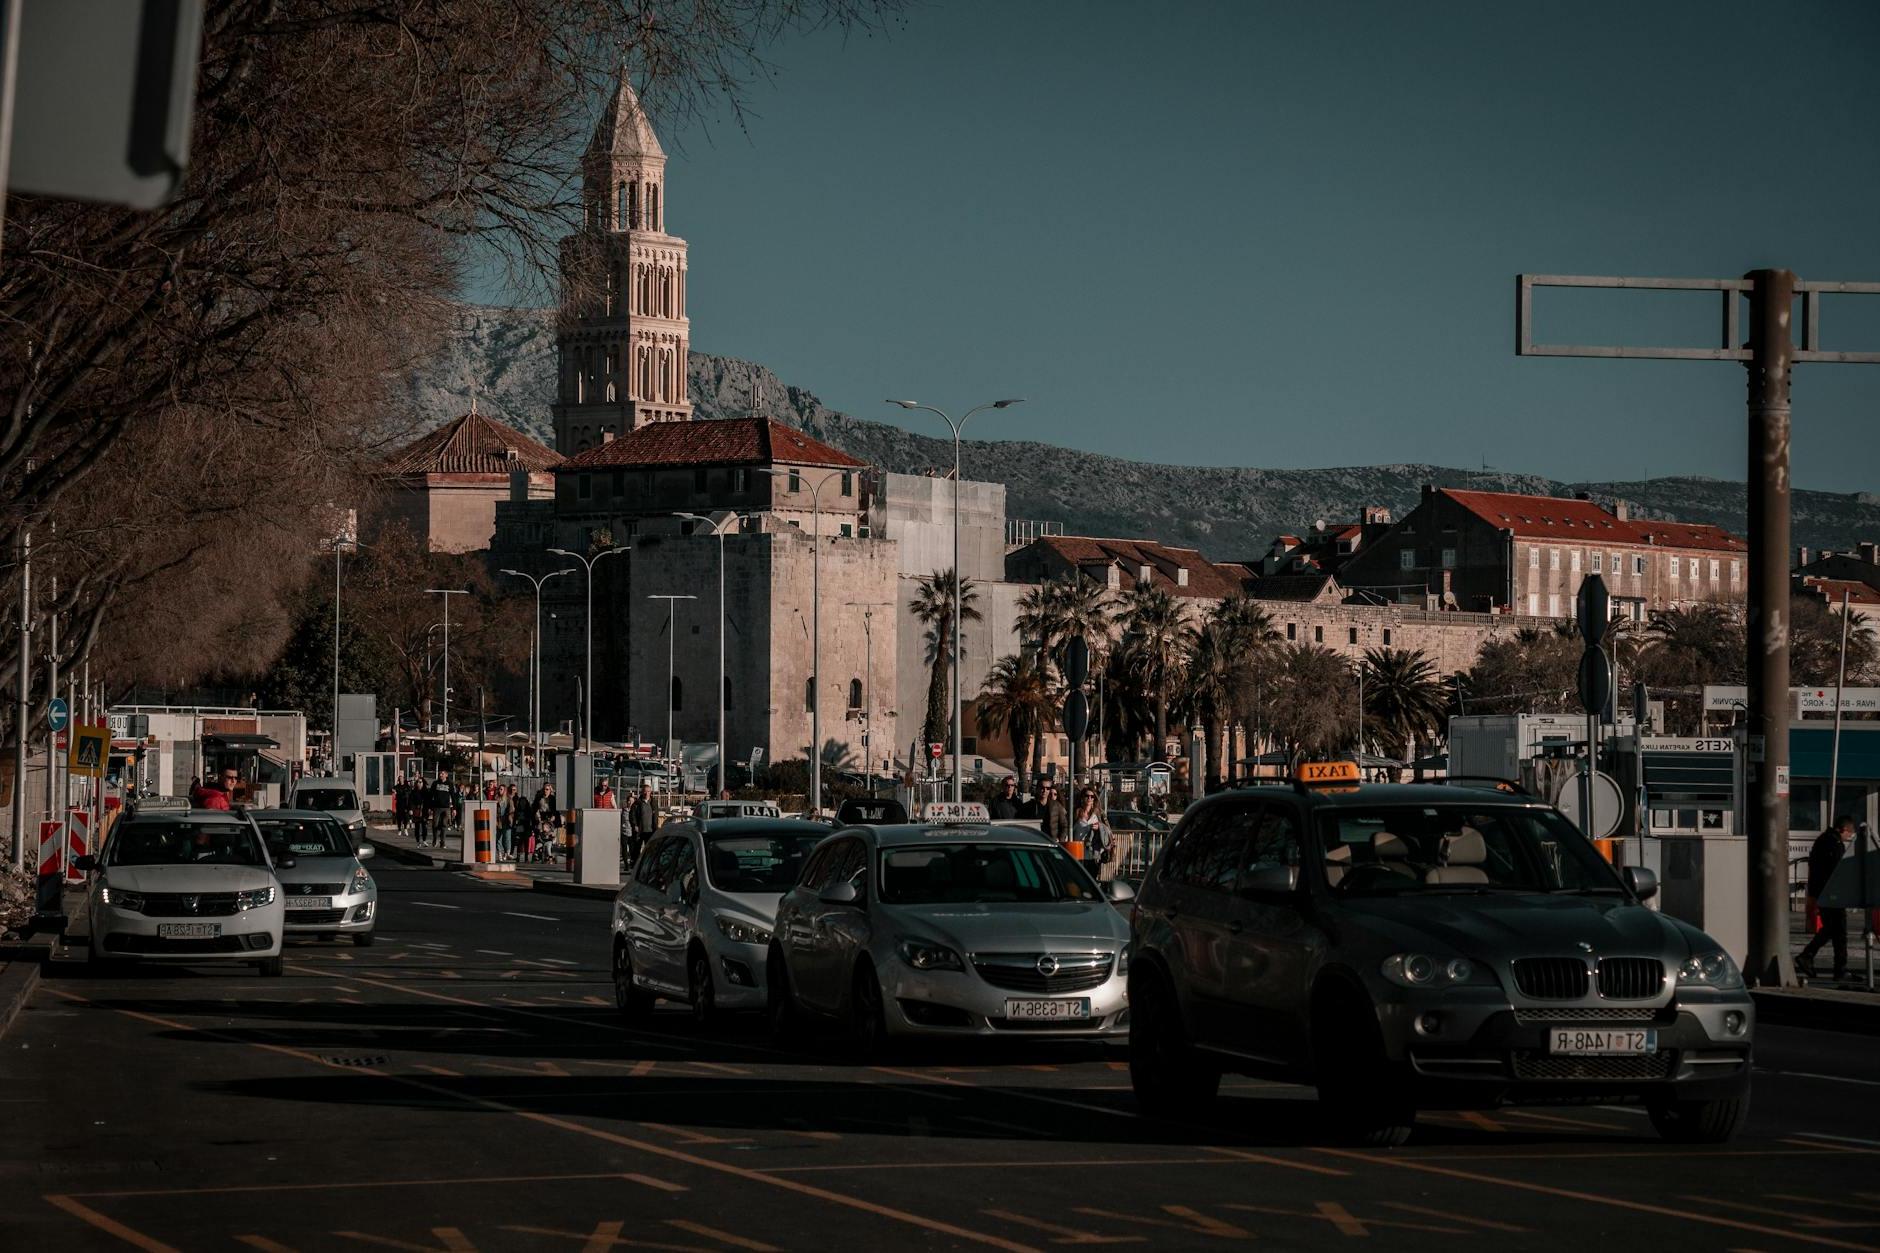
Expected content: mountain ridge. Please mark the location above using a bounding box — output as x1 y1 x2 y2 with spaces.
397 304 1880 559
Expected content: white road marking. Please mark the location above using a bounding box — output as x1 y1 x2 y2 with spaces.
476 949 513 957
1758 1068 1880 1088
503 911 558 922
537 957 578 966
1793 1131 1880 1149
411 903 459 911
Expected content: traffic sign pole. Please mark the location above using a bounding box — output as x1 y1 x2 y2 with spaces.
1576 576 1611 844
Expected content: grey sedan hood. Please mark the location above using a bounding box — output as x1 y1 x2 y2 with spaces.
884 901 1130 952
1338 893 1709 960
276 856 361 883
101 864 276 893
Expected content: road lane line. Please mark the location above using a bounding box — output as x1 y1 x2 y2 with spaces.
1677 1195 1873 1230
1203 1146 1350 1177
1381 1202 1529 1233
43 1194 182 1253
334 1228 475 1249
410 903 459 911
1793 1132 1880 1150
235 1237 298 1252
474 950 512 957
982 1209 1146 1244
44 986 1042 1253
666 1219 782 1251
503 911 558 921
1314 1147 1880 1250
536 957 580 966
1762 1069 1880 1088
67 1173 666 1200
625 1173 689 1193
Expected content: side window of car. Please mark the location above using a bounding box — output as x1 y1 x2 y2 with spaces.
638 837 678 891
798 843 836 892
670 839 699 903
1238 804 1304 892
1158 806 1217 886
1195 804 1257 893
830 839 868 895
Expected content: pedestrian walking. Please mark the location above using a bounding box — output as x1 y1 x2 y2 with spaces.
1037 782 1069 845
626 783 658 869
535 781 559 861
1799 814 1856 981
988 776 1021 821
1072 786 1114 880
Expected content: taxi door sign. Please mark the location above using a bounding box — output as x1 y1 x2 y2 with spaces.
69 723 109 778
1298 760 1360 786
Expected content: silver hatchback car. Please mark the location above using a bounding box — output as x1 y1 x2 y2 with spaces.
251 809 379 945
767 820 1134 1054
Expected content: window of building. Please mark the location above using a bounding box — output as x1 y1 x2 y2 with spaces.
841 471 853 497
577 474 591 501
847 679 863 711
1314 625 1324 643
839 523 853 538
1348 627 1358 645
961 736 978 755
694 468 707 493
1570 550 1581 573
731 468 750 493
1669 556 1681 578
670 676 682 712
1383 628 1393 645
788 469 802 494
1549 549 1560 570
1548 593 1560 617
1529 546 1540 569
1633 555 1646 575
1709 558 1719 582
1731 559 1741 583
1527 592 1540 615
1591 552 1603 573
1399 549 1416 570
1286 622 1297 641
1441 548 1457 569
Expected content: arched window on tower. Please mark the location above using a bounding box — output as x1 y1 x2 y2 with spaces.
650 185 661 231
671 676 683 712
847 679 863 712
615 183 626 229
628 182 641 229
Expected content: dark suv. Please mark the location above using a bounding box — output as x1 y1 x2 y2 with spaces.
1126 768 1753 1145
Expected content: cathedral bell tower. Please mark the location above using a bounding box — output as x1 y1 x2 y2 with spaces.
552 68 692 455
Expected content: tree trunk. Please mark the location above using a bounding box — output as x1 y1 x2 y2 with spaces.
923 645 950 751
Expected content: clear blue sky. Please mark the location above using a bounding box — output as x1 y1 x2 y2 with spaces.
483 1 1880 493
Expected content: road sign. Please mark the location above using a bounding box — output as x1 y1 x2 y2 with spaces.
1577 575 1610 648
1064 689 1089 742
1065 636 1089 687
1553 769 1624 838
69 723 108 778
1576 648 1610 715
929 742 944 760
47 697 69 732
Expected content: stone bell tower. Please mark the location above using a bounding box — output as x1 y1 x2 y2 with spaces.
551 67 692 455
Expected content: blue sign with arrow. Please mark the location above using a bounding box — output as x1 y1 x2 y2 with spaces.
47 696 69 732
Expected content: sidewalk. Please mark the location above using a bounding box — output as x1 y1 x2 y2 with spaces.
366 823 620 900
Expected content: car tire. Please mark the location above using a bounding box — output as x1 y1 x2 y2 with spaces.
848 963 888 1060
688 947 717 1029
613 940 653 1021
766 945 800 1044
352 931 375 948
1128 970 1221 1116
1648 1092 1747 1144
1312 989 1415 1147
257 956 285 978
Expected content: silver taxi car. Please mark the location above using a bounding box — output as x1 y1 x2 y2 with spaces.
1129 762 1754 1145
252 809 379 945
767 812 1134 1054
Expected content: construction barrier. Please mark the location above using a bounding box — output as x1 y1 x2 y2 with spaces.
473 806 493 864
37 810 88 885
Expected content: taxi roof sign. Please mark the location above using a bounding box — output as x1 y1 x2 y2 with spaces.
920 801 990 824
1296 760 1360 787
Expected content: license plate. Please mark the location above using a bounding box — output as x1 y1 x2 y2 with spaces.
287 897 332 910
157 923 221 939
1549 1027 1656 1055
1003 998 1091 1021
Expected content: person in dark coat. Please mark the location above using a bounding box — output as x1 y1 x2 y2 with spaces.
1037 781 1069 845
988 776 1021 821
626 784 658 869
1799 815 1856 980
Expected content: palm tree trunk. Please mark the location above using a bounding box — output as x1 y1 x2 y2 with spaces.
924 634 950 750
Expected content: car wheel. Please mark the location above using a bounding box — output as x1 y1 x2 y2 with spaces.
766 945 800 1044
352 931 376 948
257 956 285 978
613 940 653 1020
1312 989 1415 1147
688 947 717 1029
848 963 888 1060
1128 970 1221 1116
1648 1093 1747 1144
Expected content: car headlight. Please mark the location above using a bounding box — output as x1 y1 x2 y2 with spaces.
1381 953 1478 989
1677 950 1744 991
98 883 145 913
350 867 372 896
897 938 964 972
349 818 367 833
236 886 276 911
714 915 772 946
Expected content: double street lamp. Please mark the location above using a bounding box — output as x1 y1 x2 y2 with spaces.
548 544 628 747
676 511 754 797
648 593 697 791
425 588 469 750
500 567 572 764
884 398 1024 801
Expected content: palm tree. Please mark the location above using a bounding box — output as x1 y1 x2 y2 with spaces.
909 568 981 751
1266 645 1358 760
1118 587 1190 757
1359 647 1448 764
1191 597 1280 779
978 652 1057 790
1017 575 1114 676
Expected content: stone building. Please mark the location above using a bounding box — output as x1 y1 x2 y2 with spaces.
1338 486 1747 620
375 410 560 553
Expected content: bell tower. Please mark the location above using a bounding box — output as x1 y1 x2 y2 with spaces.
552 68 692 455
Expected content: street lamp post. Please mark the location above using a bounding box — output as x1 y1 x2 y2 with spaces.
847 601 893 797
885 399 1024 802
500 569 572 768
425 589 468 757
676 512 752 798
548 544 628 749
756 467 855 817
649 594 697 799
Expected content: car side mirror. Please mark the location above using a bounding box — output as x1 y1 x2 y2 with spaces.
1105 878 1137 904
357 845 375 860
75 854 97 873
820 879 859 906
1623 866 1658 902
278 857 297 870
1242 865 1299 896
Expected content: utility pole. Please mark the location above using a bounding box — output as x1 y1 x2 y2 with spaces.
1517 270 1880 987
426 588 468 764
12 529 29 872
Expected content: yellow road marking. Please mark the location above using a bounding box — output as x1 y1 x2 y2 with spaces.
414 1065 462 1078
1203 1146 1351 1176
664 1220 782 1251
626 1173 690 1192
236 1237 299 1252
332 1231 476 1250
498 1221 702 1252
641 1122 754 1146
1073 1206 1251 1239
1315 1148 1880 1251
1498 1107 1623 1132
1678 1196 1877 1230
1381 1201 1530 1232
1458 1110 1504 1132
981 1210 1146 1244
1224 1201 1468 1236
43 1194 183 1253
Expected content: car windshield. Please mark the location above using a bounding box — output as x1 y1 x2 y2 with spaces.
1319 805 1625 896
704 829 828 892
256 818 353 859
878 842 1103 905
107 822 266 867
296 788 358 812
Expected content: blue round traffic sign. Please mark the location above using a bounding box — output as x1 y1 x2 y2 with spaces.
47 697 69 732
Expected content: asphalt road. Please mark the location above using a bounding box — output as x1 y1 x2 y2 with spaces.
5 861 1880 1253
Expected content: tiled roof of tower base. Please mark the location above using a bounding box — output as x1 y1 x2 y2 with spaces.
384 412 563 476
556 417 865 472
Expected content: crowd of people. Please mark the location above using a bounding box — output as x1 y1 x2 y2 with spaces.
985 775 1123 881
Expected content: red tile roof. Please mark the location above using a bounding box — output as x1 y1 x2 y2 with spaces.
384 412 562 476
1804 577 1880 607
1439 489 1745 552
557 418 864 472
1026 535 1251 600
1245 573 1341 603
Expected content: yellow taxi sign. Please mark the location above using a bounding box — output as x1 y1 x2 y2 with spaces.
1297 760 1360 787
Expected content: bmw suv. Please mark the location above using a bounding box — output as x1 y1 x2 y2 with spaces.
1127 764 1753 1144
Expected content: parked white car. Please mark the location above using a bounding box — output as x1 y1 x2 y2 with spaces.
81 810 287 976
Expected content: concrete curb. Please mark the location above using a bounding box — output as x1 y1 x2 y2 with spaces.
529 879 617 902
0 928 58 1040
368 838 441 868
1752 987 1880 1035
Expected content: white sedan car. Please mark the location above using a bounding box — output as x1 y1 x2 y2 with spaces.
82 810 287 976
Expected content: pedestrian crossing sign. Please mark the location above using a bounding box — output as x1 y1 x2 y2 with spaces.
69 723 108 778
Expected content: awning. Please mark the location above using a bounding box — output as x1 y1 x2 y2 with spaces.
204 733 279 750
